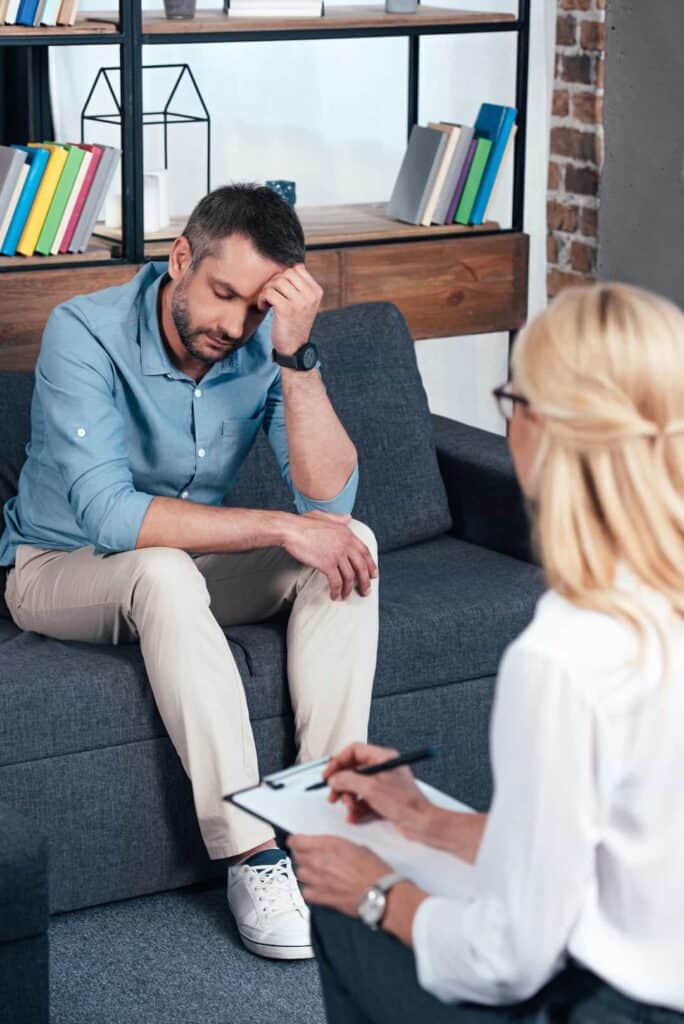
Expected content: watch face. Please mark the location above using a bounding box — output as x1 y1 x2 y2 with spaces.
359 886 386 928
301 345 317 370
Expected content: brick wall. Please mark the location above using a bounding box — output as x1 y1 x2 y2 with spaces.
547 0 606 298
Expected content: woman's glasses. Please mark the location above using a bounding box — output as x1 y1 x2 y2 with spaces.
492 384 530 422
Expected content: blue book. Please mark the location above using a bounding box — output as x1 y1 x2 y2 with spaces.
16 0 40 23
0 145 50 257
470 103 517 226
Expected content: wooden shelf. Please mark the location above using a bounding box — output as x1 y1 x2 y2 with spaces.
137 5 516 36
92 203 500 258
0 239 114 270
0 14 118 38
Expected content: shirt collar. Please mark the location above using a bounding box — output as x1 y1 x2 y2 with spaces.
139 262 240 380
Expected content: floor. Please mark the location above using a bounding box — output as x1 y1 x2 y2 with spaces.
49 882 326 1024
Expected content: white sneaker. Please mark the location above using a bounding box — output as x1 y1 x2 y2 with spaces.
227 849 313 960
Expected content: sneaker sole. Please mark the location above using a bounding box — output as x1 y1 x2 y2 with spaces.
239 933 314 961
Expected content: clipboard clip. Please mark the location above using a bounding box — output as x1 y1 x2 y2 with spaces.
262 756 330 790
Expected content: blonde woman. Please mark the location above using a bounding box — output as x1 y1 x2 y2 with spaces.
290 282 684 1023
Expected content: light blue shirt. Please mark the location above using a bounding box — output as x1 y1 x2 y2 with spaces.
0 261 358 566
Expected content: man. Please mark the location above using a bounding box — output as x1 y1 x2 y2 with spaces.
0 184 379 961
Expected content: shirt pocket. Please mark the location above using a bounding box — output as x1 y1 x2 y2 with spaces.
218 413 264 483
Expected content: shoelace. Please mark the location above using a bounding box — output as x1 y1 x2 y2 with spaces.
245 859 303 917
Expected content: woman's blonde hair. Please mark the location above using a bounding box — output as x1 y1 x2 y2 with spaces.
512 282 684 668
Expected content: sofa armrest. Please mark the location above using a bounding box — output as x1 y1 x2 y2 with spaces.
0 803 49 1024
432 414 535 564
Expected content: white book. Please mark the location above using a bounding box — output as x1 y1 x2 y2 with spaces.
0 164 28 251
4 0 22 23
39 0 62 25
422 123 462 227
51 149 92 255
228 758 477 900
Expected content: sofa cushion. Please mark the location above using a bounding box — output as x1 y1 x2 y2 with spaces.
0 536 542 769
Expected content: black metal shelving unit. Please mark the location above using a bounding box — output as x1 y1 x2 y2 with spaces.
0 0 530 274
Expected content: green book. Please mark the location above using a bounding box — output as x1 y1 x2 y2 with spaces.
35 144 85 255
454 137 493 226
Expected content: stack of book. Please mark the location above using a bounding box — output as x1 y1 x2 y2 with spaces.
1 0 81 27
0 142 121 258
225 0 323 16
387 103 517 228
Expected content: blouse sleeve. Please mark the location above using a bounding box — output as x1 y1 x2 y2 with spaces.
412 641 600 1005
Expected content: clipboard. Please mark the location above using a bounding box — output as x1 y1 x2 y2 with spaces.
225 758 479 899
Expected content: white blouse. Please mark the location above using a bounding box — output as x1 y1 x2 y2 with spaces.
413 581 684 1011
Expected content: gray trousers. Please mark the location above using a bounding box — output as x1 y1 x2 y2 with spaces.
311 907 684 1024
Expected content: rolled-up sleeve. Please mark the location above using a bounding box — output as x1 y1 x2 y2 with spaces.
262 366 359 515
411 644 599 1005
36 306 155 554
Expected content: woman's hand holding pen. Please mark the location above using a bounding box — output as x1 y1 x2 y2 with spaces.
323 742 435 840
324 742 488 862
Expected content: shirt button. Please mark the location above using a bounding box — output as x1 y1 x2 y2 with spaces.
180 491 189 499
194 388 202 398
198 448 206 458
76 427 86 438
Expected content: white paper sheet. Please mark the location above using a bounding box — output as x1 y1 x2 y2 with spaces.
228 770 477 900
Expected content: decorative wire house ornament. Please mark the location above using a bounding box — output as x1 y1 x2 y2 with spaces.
80 63 211 198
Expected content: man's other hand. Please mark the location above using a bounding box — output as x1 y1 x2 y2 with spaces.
282 510 378 600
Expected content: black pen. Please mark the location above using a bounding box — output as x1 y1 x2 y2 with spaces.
305 745 436 792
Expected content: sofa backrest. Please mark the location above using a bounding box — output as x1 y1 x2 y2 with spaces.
0 301 451 560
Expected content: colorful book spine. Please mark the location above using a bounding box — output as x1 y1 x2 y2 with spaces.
445 138 476 224
35 143 85 255
15 0 39 24
0 146 49 257
4 0 22 22
16 144 66 257
51 149 92 254
0 165 29 251
470 106 517 225
454 138 493 226
59 144 103 254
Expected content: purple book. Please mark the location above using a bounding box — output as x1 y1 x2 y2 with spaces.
445 138 477 224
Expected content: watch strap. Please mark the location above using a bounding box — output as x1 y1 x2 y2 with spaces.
272 349 298 369
375 872 404 896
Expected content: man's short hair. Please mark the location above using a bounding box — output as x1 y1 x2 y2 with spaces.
182 183 306 269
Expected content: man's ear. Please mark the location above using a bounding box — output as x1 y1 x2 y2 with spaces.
168 236 193 280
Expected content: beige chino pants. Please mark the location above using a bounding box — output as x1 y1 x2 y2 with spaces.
4 520 379 859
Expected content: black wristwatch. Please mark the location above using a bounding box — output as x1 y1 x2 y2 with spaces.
272 341 319 372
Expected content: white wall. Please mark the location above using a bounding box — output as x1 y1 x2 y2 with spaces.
50 0 554 434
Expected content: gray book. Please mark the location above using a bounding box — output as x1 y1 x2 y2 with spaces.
432 124 475 225
386 126 448 226
69 146 120 253
0 146 27 223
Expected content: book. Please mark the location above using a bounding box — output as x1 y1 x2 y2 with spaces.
59 143 103 254
387 125 448 226
421 122 463 227
0 146 27 223
33 0 49 24
0 0 11 23
56 0 78 26
431 124 474 226
479 123 517 223
445 136 476 224
16 144 66 257
470 104 517 225
4 0 21 21
51 148 92 254
70 145 120 253
454 137 493 225
227 758 476 900
228 0 322 14
0 145 49 257
15 0 39 24
0 164 29 251
34 143 85 255
39 0 62 24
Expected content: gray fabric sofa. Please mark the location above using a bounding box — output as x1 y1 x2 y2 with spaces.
0 302 542 945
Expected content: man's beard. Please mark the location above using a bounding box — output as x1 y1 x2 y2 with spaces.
171 279 242 364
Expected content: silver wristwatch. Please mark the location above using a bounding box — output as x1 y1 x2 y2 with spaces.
358 872 405 931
